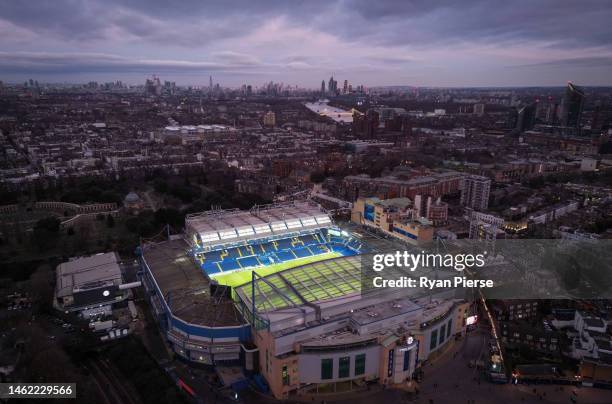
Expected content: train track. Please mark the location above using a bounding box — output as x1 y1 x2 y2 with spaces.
86 358 140 404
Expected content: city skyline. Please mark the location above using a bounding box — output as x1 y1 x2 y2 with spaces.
1 0 612 87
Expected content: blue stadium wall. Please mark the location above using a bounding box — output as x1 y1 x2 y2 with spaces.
138 254 252 342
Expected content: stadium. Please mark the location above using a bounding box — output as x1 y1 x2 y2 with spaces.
139 201 469 399
185 202 365 288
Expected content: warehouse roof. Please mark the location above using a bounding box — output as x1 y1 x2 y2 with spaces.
56 252 122 298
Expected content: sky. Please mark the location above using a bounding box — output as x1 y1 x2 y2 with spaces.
1 0 612 88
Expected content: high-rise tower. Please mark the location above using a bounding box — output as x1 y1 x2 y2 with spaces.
560 82 585 128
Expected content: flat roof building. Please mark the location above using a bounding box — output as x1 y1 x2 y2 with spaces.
351 197 434 244
55 252 128 315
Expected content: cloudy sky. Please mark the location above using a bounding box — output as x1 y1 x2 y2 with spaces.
1 0 611 88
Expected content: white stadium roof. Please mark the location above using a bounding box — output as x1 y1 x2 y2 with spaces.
186 202 332 247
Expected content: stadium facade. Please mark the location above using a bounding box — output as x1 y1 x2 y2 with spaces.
139 201 469 399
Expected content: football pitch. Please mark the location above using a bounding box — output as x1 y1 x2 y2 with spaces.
211 251 342 287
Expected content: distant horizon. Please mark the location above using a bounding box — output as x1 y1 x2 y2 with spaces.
4 77 612 91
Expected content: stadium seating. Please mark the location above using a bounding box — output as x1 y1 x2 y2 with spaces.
224 248 241 259
205 250 224 262
238 256 260 268
275 238 293 250
293 247 313 258
198 228 363 277
219 260 240 272
274 250 295 262
203 261 222 275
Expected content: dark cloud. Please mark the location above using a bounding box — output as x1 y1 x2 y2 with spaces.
0 0 331 45
0 1 611 85
0 51 267 74
511 56 612 69
1 1 610 48
322 0 612 48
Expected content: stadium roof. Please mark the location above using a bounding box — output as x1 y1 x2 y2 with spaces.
235 255 363 313
142 239 244 327
233 238 466 317
185 201 332 247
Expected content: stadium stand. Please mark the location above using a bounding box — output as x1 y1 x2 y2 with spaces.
186 202 364 279
195 229 362 277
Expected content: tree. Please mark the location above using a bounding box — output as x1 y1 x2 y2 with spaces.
28 265 54 312
310 171 327 184
106 214 115 228
32 217 61 251
34 216 60 232
153 208 182 230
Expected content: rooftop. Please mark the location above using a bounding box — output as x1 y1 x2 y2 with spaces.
185 201 332 246
142 238 244 327
235 255 363 314
56 252 122 298
364 197 412 209
234 242 454 318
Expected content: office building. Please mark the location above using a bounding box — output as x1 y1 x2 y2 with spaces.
351 197 433 244
560 82 585 128
516 104 536 132
263 111 276 127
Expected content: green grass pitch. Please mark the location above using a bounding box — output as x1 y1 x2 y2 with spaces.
210 251 342 287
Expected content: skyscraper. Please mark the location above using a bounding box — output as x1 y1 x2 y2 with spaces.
145 75 162 96
327 75 339 95
461 175 491 211
343 79 348 94
516 103 536 132
560 82 585 128
321 80 325 94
